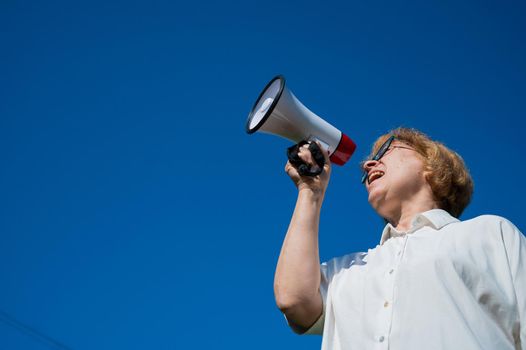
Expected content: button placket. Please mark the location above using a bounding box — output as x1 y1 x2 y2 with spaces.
375 238 405 349
380 236 408 348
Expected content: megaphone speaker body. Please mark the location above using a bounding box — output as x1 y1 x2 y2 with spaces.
246 75 356 165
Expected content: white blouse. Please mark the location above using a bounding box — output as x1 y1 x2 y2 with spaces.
303 209 525 350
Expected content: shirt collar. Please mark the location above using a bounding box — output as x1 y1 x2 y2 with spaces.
379 209 460 245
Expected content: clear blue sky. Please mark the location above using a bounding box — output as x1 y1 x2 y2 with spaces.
1 0 525 349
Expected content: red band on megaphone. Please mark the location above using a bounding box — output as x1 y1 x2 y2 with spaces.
330 133 356 166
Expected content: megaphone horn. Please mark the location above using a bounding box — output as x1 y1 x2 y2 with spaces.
246 75 356 166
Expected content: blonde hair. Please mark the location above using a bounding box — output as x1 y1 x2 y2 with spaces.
368 127 474 218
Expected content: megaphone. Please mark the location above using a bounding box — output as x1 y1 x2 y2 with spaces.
246 75 356 165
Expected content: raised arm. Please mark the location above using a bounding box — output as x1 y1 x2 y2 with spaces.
274 143 330 333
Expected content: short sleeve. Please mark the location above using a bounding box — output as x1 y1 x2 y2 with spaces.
303 252 368 335
499 219 526 347
303 261 330 335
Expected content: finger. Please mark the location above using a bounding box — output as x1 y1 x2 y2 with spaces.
297 147 315 165
285 161 298 176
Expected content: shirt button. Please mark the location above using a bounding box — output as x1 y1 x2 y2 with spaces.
389 269 394 274
397 251 402 256
384 301 389 308
379 336 385 342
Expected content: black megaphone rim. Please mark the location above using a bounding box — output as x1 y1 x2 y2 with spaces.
245 75 286 134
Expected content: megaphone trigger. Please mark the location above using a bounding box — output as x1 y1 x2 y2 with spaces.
286 141 326 177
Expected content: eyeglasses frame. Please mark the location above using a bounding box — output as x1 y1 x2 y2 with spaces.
361 135 402 184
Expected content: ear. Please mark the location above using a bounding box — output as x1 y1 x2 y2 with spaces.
423 170 432 182
422 170 436 194
422 163 434 184
422 170 441 206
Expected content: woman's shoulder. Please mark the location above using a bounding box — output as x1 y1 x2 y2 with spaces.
458 214 519 228
456 214 523 241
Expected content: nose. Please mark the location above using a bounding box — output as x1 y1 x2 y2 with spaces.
361 159 379 184
363 159 378 172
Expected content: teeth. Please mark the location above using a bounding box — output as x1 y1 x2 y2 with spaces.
368 171 385 183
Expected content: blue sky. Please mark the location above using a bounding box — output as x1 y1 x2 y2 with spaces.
1 0 525 349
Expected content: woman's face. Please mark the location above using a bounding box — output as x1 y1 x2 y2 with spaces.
363 141 431 217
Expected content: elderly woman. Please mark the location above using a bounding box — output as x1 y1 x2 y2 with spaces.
274 127 525 350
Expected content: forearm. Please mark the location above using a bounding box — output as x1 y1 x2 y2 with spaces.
274 188 323 315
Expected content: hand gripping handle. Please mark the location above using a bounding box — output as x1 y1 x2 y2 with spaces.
286 141 326 177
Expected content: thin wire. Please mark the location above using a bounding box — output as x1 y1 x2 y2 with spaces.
0 310 73 350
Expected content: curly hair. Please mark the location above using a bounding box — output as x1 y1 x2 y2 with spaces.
367 127 474 218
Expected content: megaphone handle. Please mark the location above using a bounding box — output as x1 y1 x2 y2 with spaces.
286 141 326 177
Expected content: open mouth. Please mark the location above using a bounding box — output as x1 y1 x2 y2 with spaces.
368 170 385 184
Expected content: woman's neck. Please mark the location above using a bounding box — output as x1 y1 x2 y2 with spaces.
387 196 439 232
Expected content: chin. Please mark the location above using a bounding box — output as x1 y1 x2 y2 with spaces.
367 182 384 201
368 184 391 215
367 191 383 212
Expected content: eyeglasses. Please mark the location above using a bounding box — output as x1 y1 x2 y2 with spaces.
361 136 416 183
361 135 395 184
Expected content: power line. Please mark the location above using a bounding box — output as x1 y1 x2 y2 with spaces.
0 310 73 350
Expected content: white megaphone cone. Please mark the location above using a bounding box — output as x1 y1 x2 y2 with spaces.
246 75 356 165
